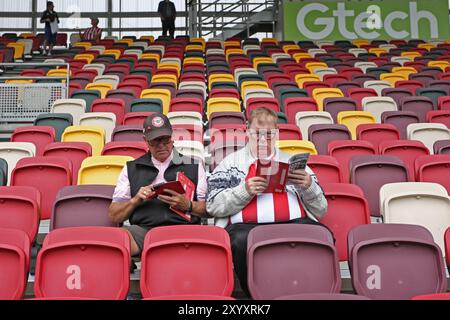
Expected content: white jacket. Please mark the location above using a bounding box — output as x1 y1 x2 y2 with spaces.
206 145 328 228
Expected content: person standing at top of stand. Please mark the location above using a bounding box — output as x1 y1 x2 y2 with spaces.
158 0 177 39
40 1 60 56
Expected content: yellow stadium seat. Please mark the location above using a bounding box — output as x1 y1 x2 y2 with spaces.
226 48 244 61
295 74 321 88
337 111 376 139
186 44 204 52
206 97 241 120
19 33 34 38
401 51 422 60
158 63 180 76
5 80 33 84
282 44 300 53
209 73 235 91
417 43 436 51
73 42 92 50
224 40 241 49
276 140 318 155
183 57 205 65
379 73 408 86
78 156 133 185
140 35 155 42
141 53 160 65
62 126 105 156
7 43 25 60
85 83 113 99
293 53 312 63
47 69 71 77
191 37 206 46
116 39 134 46
151 73 178 86
368 48 387 57
391 67 417 78
241 81 270 97
74 53 95 64
103 49 122 60
312 88 344 111
140 89 171 114
352 39 370 47
253 57 273 69
428 60 450 72
305 62 328 73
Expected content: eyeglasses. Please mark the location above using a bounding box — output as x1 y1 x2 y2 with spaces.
248 129 278 139
147 136 172 146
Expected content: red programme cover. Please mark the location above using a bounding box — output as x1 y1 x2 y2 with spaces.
256 159 290 193
169 172 195 221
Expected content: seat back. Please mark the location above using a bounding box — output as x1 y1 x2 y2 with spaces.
320 183 371 261
247 224 340 300
348 224 447 300
78 156 133 185
0 186 40 242
350 155 409 217
0 228 30 300
308 124 351 155
34 227 130 299
328 140 376 183
11 157 72 220
140 225 234 298
51 185 118 230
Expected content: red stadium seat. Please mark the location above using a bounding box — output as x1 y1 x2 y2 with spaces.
169 97 203 113
101 141 148 158
284 97 318 124
427 110 450 128
140 225 234 298
34 227 130 300
0 228 30 300
172 124 204 143
319 183 371 261
277 124 302 140
123 112 155 126
356 124 400 151
11 126 56 156
415 155 450 193
0 186 40 243
308 155 343 183
347 88 378 109
379 140 429 180
246 97 280 118
11 157 72 220
91 98 126 125
328 140 376 183
43 142 92 185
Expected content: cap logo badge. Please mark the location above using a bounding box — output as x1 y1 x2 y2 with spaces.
152 117 165 128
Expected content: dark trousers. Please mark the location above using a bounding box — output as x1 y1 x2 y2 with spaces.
162 18 175 38
225 217 335 298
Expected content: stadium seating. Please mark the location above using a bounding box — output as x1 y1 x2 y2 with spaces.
140 225 234 298
247 224 340 300
348 224 447 300
34 227 130 299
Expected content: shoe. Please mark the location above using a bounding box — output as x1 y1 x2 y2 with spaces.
47 52 52 57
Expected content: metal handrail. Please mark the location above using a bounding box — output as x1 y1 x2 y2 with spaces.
189 0 276 38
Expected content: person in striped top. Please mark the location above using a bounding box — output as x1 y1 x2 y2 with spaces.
79 18 102 42
206 107 330 297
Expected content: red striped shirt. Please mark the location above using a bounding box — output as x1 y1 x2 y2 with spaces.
229 161 304 224
83 27 102 41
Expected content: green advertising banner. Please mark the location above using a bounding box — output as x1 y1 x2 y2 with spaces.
284 0 450 41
